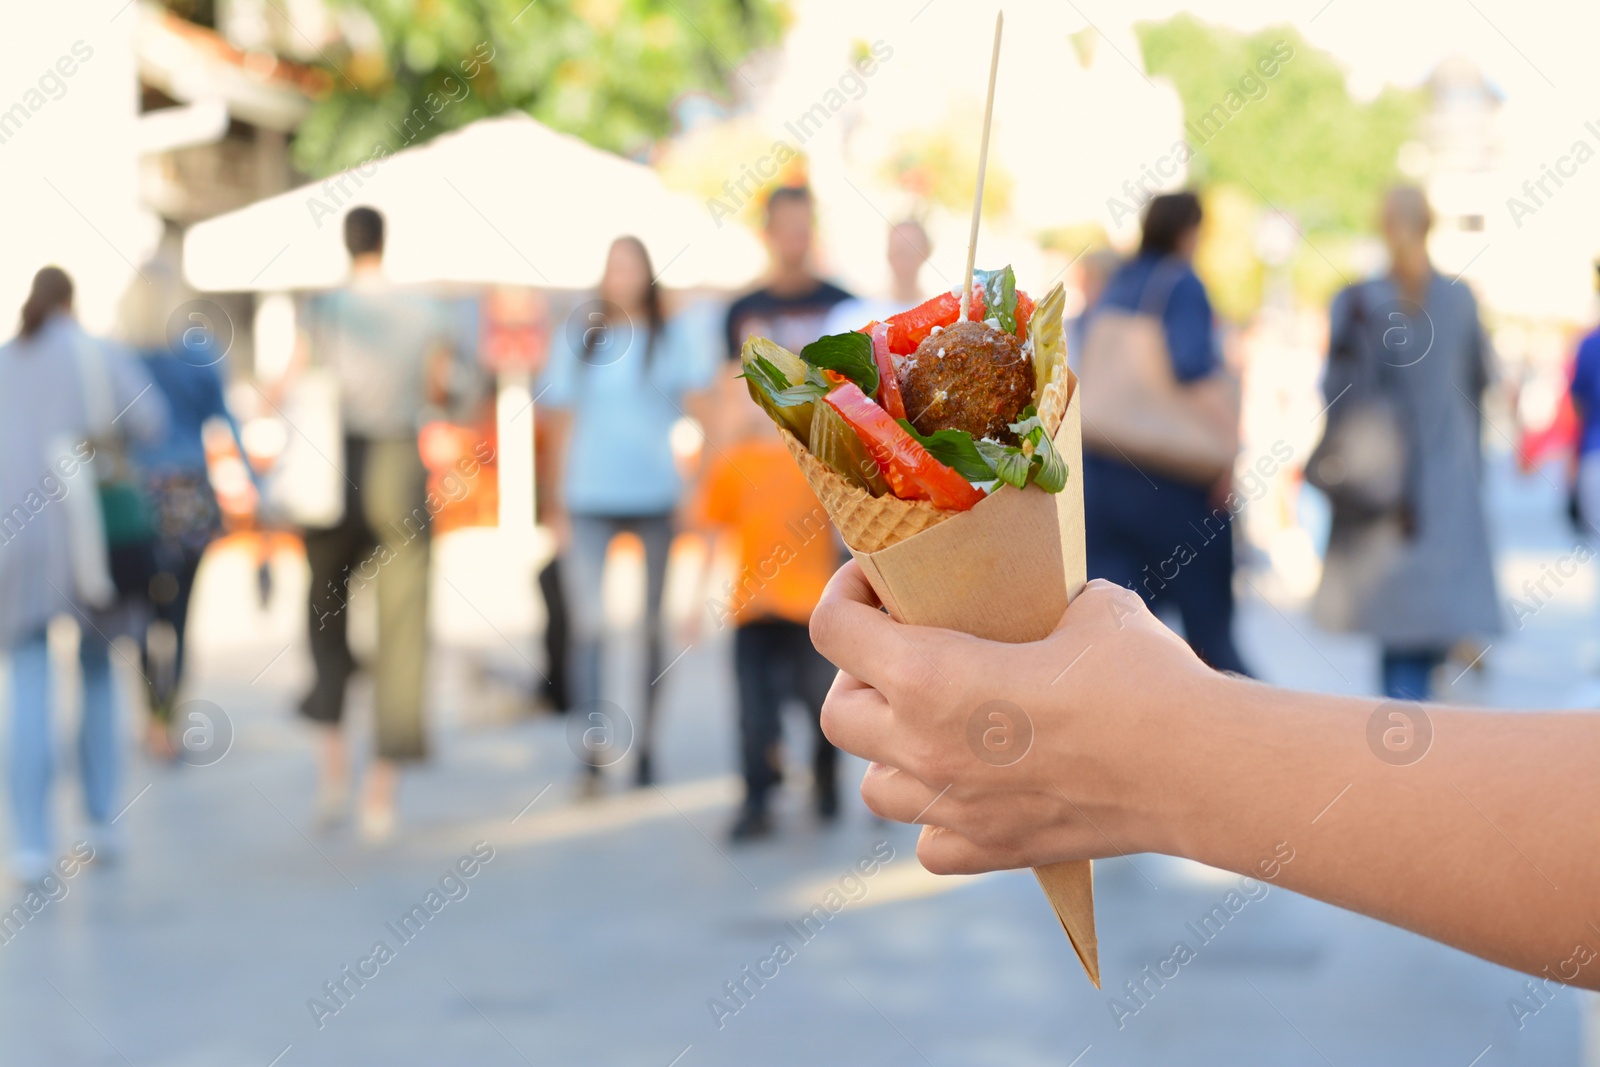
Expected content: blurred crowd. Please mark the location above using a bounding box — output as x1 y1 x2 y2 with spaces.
0 173 1592 883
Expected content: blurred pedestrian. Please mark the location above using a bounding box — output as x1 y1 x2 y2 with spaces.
724 186 853 361
1567 262 1600 537
0 267 166 882
824 218 931 334
691 420 843 841
291 207 456 841
1310 186 1500 700
538 236 716 791
1080 192 1251 675
119 242 255 760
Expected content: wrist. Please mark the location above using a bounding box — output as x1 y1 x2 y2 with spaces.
1118 668 1259 863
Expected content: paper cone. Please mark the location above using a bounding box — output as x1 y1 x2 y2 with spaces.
782 369 1099 987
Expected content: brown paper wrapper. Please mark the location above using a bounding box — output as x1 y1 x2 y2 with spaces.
782 369 1099 987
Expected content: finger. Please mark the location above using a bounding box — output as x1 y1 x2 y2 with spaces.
858 761 949 824
818 672 901 766
915 824 1034 876
810 560 961 703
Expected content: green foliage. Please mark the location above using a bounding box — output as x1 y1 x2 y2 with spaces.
292 0 786 177
1136 15 1424 236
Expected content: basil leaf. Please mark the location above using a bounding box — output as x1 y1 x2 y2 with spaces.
1030 430 1069 492
800 331 877 395
992 448 1033 488
740 356 827 407
973 265 1018 333
896 420 995 482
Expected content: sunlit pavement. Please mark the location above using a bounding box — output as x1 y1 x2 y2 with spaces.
1 453 1594 1066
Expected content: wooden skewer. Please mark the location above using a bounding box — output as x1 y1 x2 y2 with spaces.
959 9 1004 322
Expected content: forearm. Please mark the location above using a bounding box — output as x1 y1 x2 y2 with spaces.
1145 676 1600 987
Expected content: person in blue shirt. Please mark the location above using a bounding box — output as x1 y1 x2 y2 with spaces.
131 331 251 761
1570 267 1600 535
539 236 717 790
1082 193 1250 676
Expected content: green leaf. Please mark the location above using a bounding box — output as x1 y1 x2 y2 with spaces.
992 448 1033 488
1007 405 1070 493
800 332 878 395
896 421 996 482
741 338 822 440
1031 432 1069 492
741 356 827 407
973 265 1019 333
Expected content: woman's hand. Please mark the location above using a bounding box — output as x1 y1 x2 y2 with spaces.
810 561 1224 876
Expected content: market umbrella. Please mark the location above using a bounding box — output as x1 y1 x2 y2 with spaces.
183 113 766 292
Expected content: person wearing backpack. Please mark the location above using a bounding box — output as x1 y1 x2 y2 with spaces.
1309 186 1500 700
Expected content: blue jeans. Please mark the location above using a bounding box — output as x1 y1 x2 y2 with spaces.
560 513 674 771
1381 648 1445 701
8 626 119 863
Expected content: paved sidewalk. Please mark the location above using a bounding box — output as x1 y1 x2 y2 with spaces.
0 454 1593 1066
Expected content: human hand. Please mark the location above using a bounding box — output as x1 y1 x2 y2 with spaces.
810 562 1224 876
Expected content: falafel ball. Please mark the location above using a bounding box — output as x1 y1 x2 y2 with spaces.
899 319 1034 443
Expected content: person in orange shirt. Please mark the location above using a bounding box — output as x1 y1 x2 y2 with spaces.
693 422 844 841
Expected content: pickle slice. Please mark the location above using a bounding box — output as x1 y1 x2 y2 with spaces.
1030 280 1067 400
741 337 817 441
809 394 890 497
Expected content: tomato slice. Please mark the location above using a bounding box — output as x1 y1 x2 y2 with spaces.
866 321 906 420
823 382 986 511
1015 290 1036 342
884 291 964 355
882 286 1034 353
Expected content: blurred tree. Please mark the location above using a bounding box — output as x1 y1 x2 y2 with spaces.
1137 16 1424 236
1132 16 1425 315
291 0 787 178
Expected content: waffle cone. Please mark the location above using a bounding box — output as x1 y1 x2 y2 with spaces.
778 429 956 553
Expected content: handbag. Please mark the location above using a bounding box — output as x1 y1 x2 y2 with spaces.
49 431 116 610
1077 262 1240 487
263 292 350 529
1306 285 1409 519
263 366 346 528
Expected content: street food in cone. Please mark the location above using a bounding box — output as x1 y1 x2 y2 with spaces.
742 271 1071 550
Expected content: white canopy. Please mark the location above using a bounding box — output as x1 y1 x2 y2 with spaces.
183 113 766 292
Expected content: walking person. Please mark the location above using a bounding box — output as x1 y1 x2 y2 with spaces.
119 246 255 760
291 207 456 840
1079 192 1251 675
0 267 166 882
823 218 931 335
724 186 853 361
538 236 716 791
692 409 843 841
1310 186 1500 700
